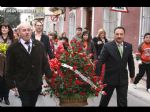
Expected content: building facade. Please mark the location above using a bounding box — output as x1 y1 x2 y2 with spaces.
44 7 150 52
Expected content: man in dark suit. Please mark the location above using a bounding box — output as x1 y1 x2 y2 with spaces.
32 20 54 59
5 23 52 107
96 26 135 107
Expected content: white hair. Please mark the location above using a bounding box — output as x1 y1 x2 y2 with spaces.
17 22 32 31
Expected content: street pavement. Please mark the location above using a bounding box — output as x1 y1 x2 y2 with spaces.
0 81 150 107
1 54 150 107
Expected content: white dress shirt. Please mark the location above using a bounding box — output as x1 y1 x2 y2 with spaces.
20 38 32 54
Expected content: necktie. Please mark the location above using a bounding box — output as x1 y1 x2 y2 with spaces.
25 41 31 53
118 44 123 58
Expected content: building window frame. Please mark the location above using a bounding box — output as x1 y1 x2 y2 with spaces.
68 9 76 40
103 7 122 41
58 14 64 35
139 7 150 44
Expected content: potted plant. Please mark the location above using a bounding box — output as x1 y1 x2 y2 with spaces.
45 39 107 107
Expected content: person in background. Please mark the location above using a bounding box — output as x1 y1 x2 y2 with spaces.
96 26 135 107
52 32 59 51
5 23 52 107
72 27 82 42
13 28 20 43
92 28 108 59
132 33 150 93
81 31 96 61
83 27 89 32
61 32 67 38
31 21 54 96
59 32 68 40
32 20 54 59
57 37 69 52
93 28 108 77
48 32 55 55
0 23 14 105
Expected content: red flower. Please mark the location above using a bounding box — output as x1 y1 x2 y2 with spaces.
79 52 86 57
65 51 69 56
73 66 77 71
96 88 101 92
95 92 99 96
102 91 107 95
46 38 105 98
93 76 99 83
71 53 75 57
88 53 93 58
78 47 83 53
75 79 84 85
79 92 86 96
49 58 61 70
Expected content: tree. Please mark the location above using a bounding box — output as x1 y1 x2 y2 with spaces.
2 7 21 28
0 10 4 24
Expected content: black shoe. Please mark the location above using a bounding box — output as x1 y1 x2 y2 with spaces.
4 99 10 105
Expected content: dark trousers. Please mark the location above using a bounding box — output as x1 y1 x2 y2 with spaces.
18 86 42 107
99 84 128 107
0 76 9 100
134 63 150 89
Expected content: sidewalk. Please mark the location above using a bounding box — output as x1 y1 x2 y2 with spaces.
128 80 150 104
128 54 150 104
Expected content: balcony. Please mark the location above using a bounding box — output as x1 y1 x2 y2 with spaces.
34 7 45 20
49 7 65 16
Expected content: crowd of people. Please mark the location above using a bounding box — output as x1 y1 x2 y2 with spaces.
0 20 150 107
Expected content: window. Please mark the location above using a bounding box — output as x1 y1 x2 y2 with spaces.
103 7 121 41
58 15 64 35
139 7 150 44
68 10 76 40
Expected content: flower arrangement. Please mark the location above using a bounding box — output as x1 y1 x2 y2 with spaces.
45 39 107 99
0 43 9 55
0 43 9 76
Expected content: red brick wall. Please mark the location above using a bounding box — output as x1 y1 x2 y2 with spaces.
76 8 81 28
93 7 104 37
63 7 70 37
121 7 140 52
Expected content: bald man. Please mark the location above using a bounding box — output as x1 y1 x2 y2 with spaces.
5 23 52 107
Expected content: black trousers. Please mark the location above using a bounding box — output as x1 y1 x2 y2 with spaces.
0 76 9 100
18 86 42 107
99 84 128 107
134 63 150 89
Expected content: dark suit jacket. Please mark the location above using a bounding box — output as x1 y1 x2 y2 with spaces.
5 39 52 91
96 40 135 86
92 37 108 59
32 32 54 59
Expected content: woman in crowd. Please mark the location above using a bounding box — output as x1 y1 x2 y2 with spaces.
92 28 108 59
59 32 67 40
93 28 108 77
81 31 96 61
0 23 14 105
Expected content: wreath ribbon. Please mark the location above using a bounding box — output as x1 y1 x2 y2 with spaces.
61 63 98 90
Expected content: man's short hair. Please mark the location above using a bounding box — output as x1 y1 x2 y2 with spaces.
144 33 150 38
114 26 125 33
17 22 32 31
34 20 43 26
76 27 82 31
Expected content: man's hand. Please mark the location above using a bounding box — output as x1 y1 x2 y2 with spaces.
130 77 135 83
